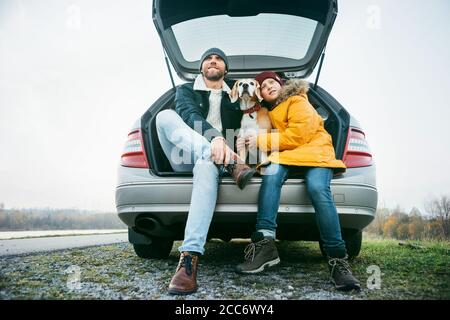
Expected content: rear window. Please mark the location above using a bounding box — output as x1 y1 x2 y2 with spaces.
172 14 318 62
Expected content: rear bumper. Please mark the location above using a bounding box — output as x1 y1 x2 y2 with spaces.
117 190 376 229
116 166 377 235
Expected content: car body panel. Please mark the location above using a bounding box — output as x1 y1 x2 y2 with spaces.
116 165 377 238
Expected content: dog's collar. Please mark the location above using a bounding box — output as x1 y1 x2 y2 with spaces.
242 104 261 116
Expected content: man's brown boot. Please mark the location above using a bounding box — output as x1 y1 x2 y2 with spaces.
168 252 199 295
225 163 256 189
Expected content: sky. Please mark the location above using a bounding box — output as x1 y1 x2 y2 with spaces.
0 0 449 213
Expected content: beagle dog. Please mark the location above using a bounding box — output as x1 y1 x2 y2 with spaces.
229 79 272 166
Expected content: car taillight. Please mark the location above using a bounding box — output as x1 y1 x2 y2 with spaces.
120 129 149 168
343 127 373 168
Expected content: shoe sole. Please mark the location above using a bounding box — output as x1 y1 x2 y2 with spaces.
236 257 281 274
237 168 256 189
331 279 361 292
168 286 198 295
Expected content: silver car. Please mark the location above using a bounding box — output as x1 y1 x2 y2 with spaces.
116 0 377 259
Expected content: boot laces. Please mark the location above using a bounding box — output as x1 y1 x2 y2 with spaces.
244 238 270 261
328 257 352 276
178 254 193 276
226 163 235 172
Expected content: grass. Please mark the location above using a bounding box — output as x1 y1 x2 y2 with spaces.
0 238 448 300
350 239 450 299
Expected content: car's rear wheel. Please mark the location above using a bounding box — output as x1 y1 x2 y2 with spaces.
344 231 362 258
133 237 174 259
318 231 362 258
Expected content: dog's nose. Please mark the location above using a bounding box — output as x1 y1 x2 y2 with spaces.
243 83 249 89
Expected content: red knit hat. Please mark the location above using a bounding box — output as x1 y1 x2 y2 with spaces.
255 71 284 87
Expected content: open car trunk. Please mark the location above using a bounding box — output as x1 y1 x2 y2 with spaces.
153 0 338 80
141 83 350 176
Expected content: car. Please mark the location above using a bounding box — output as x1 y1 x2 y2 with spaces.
115 0 377 259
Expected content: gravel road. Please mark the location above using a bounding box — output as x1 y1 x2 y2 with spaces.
0 240 363 300
1 239 448 300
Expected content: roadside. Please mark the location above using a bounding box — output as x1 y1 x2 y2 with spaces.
0 229 127 240
0 239 448 300
0 233 127 257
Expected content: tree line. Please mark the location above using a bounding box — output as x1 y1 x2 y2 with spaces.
366 195 450 240
1 196 449 239
0 207 125 230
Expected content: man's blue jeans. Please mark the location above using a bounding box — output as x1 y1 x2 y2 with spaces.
156 109 219 255
257 163 347 258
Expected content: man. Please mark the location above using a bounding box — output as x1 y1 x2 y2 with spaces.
155 48 255 295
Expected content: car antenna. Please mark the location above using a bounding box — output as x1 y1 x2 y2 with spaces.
163 49 176 89
314 46 326 90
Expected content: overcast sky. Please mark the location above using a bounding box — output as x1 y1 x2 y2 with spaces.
0 0 449 213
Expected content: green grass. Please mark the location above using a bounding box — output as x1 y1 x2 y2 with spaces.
0 239 448 300
351 239 450 299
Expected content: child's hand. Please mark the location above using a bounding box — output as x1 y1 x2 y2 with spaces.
247 134 257 150
236 137 246 154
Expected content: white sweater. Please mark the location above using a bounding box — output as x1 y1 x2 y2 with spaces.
193 75 232 134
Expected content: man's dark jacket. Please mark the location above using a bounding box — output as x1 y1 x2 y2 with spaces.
174 80 243 143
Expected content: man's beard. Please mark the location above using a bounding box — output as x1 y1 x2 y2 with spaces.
203 68 225 81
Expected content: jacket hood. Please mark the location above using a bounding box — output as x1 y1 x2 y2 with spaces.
275 79 310 106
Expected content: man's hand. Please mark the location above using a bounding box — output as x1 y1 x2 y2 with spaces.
211 137 235 165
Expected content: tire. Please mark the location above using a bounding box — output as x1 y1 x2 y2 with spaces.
220 236 232 242
133 237 174 259
344 231 362 258
318 240 326 257
318 231 362 258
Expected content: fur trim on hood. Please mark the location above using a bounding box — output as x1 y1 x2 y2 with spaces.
275 79 310 106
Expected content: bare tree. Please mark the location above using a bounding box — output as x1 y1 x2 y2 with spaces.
425 195 450 239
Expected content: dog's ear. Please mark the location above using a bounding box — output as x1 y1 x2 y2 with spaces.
255 81 263 102
229 80 239 103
